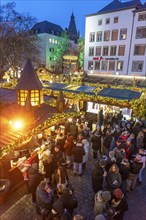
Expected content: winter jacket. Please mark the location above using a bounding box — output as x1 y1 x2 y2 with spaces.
71 142 85 163
94 191 110 216
129 160 143 174
36 185 54 211
64 136 75 156
110 196 128 220
92 162 105 193
91 130 102 151
69 123 78 140
107 172 122 190
28 163 42 193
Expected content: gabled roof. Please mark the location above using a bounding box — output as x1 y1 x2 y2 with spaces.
86 0 142 16
15 59 42 90
31 20 64 36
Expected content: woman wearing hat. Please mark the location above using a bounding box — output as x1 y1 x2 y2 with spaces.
110 188 128 220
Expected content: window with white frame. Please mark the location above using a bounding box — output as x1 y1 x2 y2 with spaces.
96 31 102 41
134 44 145 55
117 61 124 71
112 29 118 41
136 27 146 38
132 61 143 72
95 61 100 70
109 61 115 71
118 45 125 56
89 32 95 42
138 13 146 21
103 46 109 56
104 30 110 41
101 60 108 70
106 18 110 24
88 61 93 70
110 46 117 56
120 29 127 40
98 19 102 26
89 47 94 56
95 46 101 56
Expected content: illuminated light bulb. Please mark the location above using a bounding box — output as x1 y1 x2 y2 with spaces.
13 121 23 129
9 120 13 125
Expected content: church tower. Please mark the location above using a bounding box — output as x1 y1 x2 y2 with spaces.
67 12 79 44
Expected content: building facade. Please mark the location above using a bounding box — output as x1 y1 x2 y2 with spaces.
31 13 79 72
84 0 146 76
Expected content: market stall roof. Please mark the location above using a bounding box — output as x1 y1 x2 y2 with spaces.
98 88 141 100
45 83 97 95
83 75 146 88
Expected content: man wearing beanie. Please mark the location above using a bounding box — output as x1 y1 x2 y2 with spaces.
94 190 111 216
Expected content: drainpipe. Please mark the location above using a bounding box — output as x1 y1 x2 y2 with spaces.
126 11 135 75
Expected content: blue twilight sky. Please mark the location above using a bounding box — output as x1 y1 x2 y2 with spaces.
1 0 145 37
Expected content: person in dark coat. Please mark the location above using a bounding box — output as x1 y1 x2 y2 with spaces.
61 188 78 217
91 126 102 159
56 133 66 154
64 135 75 167
117 111 123 126
36 181 54 217
98 108 104 126
28 162 43 203
71 141 85 176
52 145 63 169
43 153 55 184
92 159 107 193
107 164 122 191
110 188 128 220
69 120 78 141
102 130 113 156
126 155 143 192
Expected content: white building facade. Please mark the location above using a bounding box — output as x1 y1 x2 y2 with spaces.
84 0 146 76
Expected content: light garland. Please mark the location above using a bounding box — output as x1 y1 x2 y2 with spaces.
0 111 84 159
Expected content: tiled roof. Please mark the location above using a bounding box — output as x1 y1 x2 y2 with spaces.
15 59 43 90
31 20 64 36
86 0 142 16
139 2 146 9
98 0 142 14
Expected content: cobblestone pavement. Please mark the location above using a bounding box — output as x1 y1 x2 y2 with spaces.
0 154 146 220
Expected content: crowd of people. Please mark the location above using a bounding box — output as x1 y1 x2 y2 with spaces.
17 108 146 220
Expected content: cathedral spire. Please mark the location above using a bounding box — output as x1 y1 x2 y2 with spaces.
68 12 79 43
